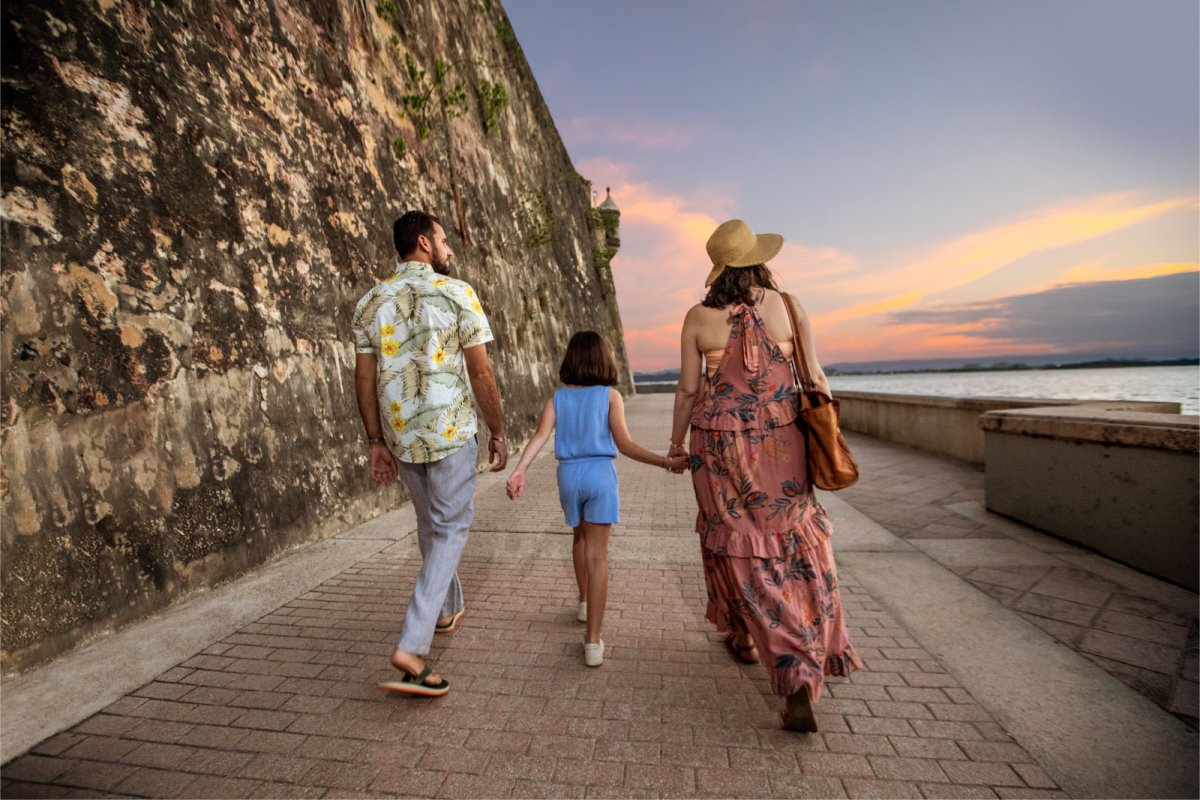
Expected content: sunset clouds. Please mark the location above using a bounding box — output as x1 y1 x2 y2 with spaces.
506 1 1198 372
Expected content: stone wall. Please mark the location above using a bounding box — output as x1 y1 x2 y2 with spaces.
0 0 631 671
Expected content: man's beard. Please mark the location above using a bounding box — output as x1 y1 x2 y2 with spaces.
431 252 451 274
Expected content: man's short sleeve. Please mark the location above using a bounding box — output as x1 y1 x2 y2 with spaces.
457 283 494 349
351 294 378 354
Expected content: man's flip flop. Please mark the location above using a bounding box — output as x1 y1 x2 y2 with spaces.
434 607 465 635
377 665 450 697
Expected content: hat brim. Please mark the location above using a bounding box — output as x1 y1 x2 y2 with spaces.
727 233 783 267
704 233 784 286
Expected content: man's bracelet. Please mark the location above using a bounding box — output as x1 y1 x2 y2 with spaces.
490 435 506 443
367 437 384 446
669 440 684 448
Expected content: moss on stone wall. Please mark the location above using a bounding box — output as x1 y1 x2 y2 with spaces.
0 0 632 672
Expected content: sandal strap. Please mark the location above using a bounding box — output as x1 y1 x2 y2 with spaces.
403 665 433 685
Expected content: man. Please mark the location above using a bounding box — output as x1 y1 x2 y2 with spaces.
352 210 507 696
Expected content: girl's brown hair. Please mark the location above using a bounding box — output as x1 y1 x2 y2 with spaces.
559 330 619 387
702 264 778 308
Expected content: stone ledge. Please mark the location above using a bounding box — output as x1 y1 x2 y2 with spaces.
980 405 1199 453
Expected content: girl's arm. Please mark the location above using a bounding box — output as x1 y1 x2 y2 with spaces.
669 306 704 466
608 389 688 471
506 396 556 499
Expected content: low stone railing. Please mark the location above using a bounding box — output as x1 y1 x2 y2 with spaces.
981 405 1198 591
833 390 1181 465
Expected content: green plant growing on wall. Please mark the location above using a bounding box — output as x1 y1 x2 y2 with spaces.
476 80 508 134
393 136 407 159
496 22 524 61
515 188 555 248
399 52 468 141
375 0 397 20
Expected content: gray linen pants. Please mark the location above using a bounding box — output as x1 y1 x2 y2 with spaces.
394 440 476 655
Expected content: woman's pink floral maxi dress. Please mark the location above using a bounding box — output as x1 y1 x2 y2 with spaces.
689 303 861 701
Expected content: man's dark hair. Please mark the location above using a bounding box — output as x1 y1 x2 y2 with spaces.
701 264 778 308
559 330 619 387
393 211 441 258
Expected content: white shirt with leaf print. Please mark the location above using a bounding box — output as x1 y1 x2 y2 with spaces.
352 260 493 463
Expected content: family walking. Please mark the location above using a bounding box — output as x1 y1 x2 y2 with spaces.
352 212 860 731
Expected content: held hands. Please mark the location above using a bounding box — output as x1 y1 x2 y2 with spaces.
505 469 525 500
664 453 689 473
667 442 689 474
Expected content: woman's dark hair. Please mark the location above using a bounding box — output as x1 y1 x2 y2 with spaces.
701 264 778 308
393 210 441 257
559 331 619 387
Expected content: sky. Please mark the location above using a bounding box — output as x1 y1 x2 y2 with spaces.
502 0 1199 372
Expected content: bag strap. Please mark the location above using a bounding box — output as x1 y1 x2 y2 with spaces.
781 292 817 391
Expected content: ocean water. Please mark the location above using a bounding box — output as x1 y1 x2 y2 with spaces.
826 365 1199 415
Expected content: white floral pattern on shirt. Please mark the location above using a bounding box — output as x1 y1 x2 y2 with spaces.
352 261 493 463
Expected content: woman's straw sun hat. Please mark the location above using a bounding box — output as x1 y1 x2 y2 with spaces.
704 219 784 287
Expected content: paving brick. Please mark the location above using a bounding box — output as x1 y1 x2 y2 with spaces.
112 767 197 798
624 763 695 794
72 715 138 738
483 753 557 782
511 779 586 798
867 754 949 782
842 777 922 798
3 755 77 783
231 709 301 731
528 733 595 760
304 758 380 790
121 719 196 744
417 745 492 774
845 716 916 736
919 783 999 798
52 759 137 792
132 682 194 701
231 730 307 754
864 700 933 720
823 733 895 756
888 736 966 760
593 739 661 764
1012 762 1059 789
908 719 984 740
695 766 773 797
885 686 949 703
993 789 1071 799
182 775 267 798
797 751 875 779
248 781 328 798
61 737 140 762
30 734 87 757
368 766 447 796
939 760 1025 785
767 774 848 798
437 772 515 798
960 740 1035 763
293 735 365 762
553 758 626 788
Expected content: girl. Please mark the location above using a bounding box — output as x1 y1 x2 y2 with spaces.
506 331 687 666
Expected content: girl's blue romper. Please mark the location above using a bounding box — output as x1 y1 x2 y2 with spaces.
554 386 619 527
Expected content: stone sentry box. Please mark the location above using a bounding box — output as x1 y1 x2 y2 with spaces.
981 407 1199 591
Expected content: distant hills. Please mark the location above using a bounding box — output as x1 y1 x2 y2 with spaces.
633 353 1199 382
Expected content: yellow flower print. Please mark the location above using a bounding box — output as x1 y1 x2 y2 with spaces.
432 277 448 288
390 416 407 432
441 423 459 440
465 287 475 298
470 300 482 314
431 347 447 365
388 401 402 414
381 323 395 337
381 338 400 357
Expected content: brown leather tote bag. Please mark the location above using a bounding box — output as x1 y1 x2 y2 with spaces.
781 293 859 490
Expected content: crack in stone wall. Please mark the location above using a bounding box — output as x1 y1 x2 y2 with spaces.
0 0 631 672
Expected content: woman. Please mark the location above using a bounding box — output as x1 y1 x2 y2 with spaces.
668 219 861 732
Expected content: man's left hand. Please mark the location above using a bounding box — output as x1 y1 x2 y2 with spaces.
488 437 508 472
370 442 398 485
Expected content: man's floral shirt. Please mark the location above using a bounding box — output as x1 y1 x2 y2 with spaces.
352 261 493 463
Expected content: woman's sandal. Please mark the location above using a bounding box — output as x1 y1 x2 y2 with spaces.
723 635 760 665
377 665 450 697
781 685 818 732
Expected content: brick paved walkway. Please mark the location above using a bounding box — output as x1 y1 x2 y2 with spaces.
4 396 1193 798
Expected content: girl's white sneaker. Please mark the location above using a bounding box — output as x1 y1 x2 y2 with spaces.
583 640 604 667
576 601 587 623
